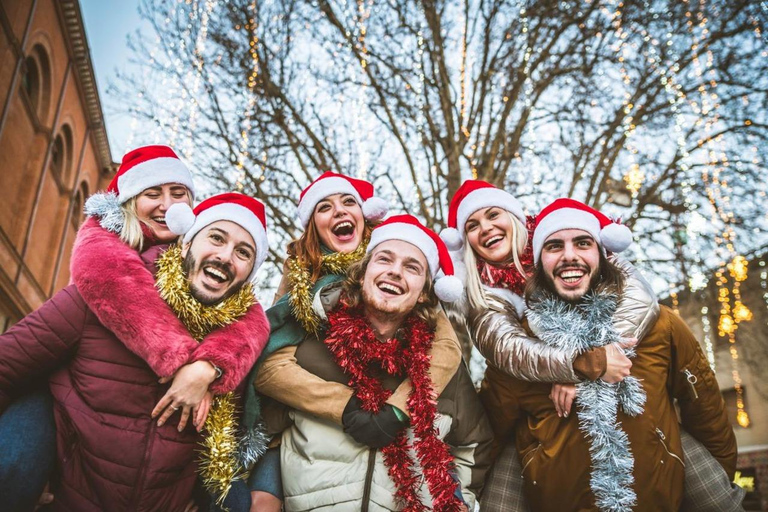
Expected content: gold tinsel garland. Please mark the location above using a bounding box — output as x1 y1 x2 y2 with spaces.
286 236 369 334
155 245 255 505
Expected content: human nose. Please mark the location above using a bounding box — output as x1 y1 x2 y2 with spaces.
562 241 577 260
159 191 174 211
479 217 493 233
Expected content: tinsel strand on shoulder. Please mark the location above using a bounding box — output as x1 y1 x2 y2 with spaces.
287 235 369 334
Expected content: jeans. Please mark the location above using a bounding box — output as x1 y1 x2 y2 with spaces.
207 447 283 512
0 386 57 512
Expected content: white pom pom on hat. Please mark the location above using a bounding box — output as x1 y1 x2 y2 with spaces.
439 227 464 251
367 214 465 303
361 196 389 222
166 203 197 236
600 221 633 253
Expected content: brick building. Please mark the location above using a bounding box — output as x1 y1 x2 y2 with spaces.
0 0 114 330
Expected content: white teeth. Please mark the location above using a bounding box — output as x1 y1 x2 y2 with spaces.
560 270 584 278
378 283 403 295
204 267 227 281
484 235 503 248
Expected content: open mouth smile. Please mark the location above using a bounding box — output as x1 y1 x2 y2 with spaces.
556 267 587 286
377 281 404 296
331 220 356 241
483 235 504 249
151 216 167 226
202 264 232 285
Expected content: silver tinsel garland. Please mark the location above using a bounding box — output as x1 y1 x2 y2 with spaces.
527 292 646 512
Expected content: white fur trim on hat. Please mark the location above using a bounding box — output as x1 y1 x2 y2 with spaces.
166 203 197 236
532 208 602 265
456 188 525 237
116 157 195 203
362 196 388 222
183 203 269 281
297 176 362 227
368 223 440 276
439 227 464 251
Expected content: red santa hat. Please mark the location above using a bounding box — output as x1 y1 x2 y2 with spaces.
166 192 269 281
439 179 526 250
108 145 196 203
367 214 464 302
297 171 388 228
531 198 633 265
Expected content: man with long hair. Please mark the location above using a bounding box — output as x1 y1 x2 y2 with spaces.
259 214 492 511
481 198 738 512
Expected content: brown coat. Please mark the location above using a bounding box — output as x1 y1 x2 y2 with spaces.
480 306 737 512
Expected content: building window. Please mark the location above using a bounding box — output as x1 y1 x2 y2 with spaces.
22 45 52 123
50 125 74 187
71 182 88 229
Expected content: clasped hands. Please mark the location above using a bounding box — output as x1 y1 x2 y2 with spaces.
151 360 218 432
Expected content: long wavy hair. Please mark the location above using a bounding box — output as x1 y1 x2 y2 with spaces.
463 210 528 311
341 252 441 329
524 249 626 305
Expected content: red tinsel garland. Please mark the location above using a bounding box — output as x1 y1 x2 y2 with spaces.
476 215 536 295
324 304 463 512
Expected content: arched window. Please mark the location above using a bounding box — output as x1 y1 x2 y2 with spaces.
50 125 74 186
22 44 52 122
71 181 88 229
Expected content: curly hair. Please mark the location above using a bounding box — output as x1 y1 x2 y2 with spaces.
340 252 441 329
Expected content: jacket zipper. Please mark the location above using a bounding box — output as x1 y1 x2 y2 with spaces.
361 448 377 512
655 428 685 468
521 443 542 478
129 414 159 510
681 368 699 400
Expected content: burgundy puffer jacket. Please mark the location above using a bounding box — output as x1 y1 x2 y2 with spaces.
0 247 268 511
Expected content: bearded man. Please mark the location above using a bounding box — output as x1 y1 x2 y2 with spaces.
0 193 270 511
480 198 738 512
258 214 493 511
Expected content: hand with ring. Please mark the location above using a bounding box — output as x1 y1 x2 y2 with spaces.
151 361 218 432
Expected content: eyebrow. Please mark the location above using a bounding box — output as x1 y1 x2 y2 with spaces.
573 235 595 243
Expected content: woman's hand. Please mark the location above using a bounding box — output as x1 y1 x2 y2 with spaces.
549 383 578 418
193 391 214 432
152 360 217 431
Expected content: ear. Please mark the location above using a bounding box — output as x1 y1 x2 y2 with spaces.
180 241 191 259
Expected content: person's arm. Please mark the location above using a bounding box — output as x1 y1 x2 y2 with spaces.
611 257 660 340
667 308 738 478
189 303 271 394
0 286 87 413
471 294 588 382
70 218 198 377
385 310 463 415
254 345 354 424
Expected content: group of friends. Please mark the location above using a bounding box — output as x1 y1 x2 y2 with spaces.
0 144 745 511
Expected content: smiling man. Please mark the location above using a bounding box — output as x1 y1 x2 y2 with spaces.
481 198 738 512
262 214 492 511
0 192 271 511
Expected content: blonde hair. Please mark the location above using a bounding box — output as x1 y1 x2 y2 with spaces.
463 210 528 311
119 189 193 251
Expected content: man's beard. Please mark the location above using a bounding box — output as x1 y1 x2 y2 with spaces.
361 284 411 321
541 266 602 304
182 252 245 306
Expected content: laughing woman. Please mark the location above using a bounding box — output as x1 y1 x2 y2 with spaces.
243 171 464 512
441 179 743 511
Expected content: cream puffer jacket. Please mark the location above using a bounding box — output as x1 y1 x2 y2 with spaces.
463 257 659 382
